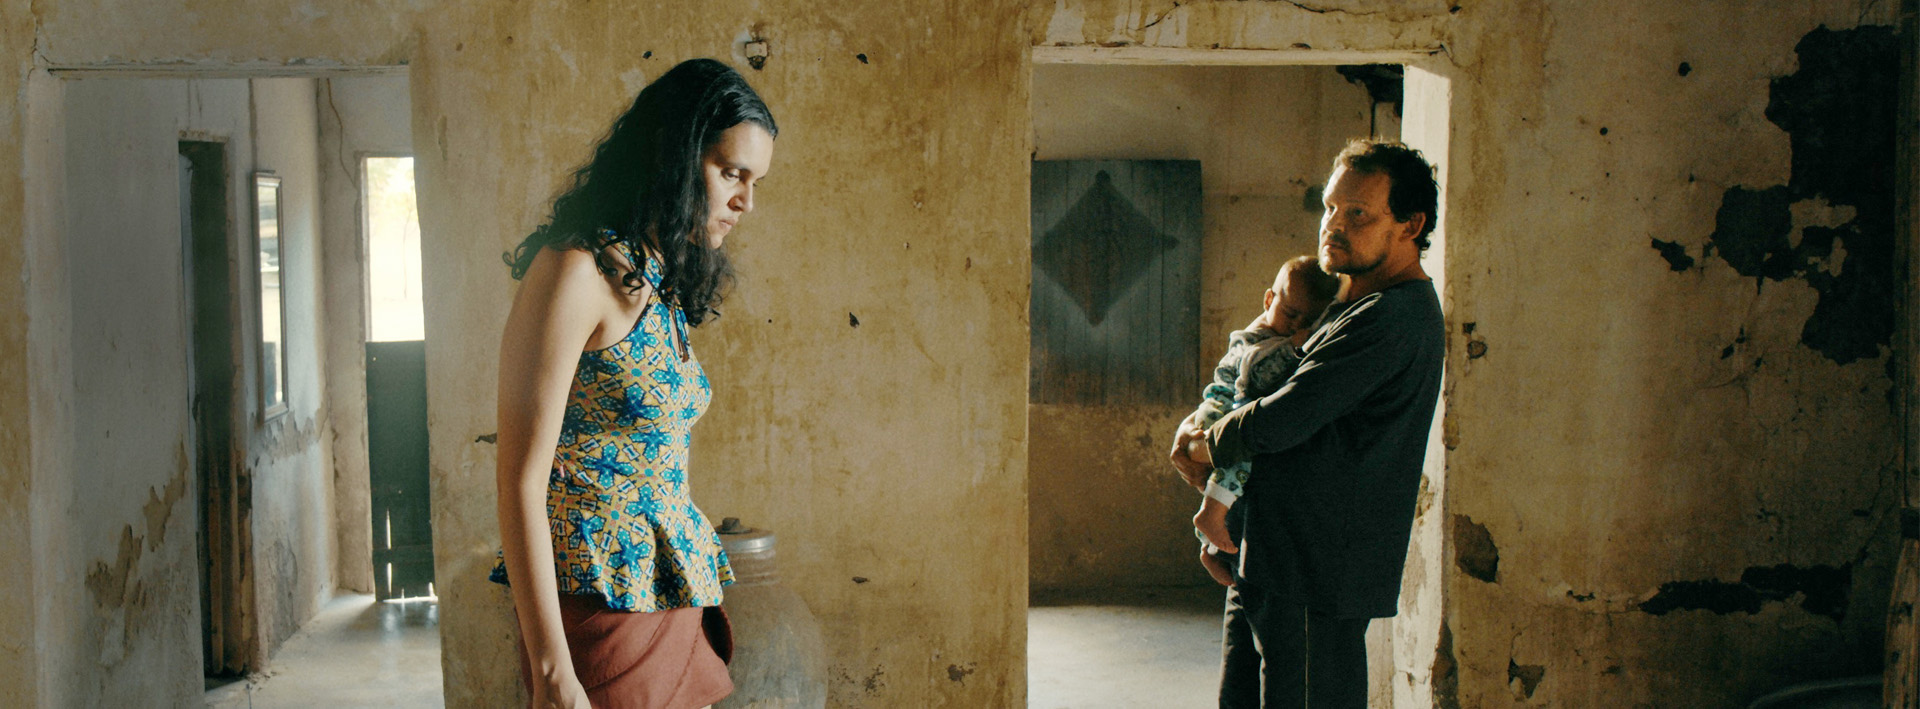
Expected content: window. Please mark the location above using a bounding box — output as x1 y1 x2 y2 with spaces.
364 157 423 342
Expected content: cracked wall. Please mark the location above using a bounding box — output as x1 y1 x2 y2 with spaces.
0 1 1908 706
1440 0 1902 705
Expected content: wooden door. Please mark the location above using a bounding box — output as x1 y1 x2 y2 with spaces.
182 140 254 676
1029 160 1202 406
367 340 435 599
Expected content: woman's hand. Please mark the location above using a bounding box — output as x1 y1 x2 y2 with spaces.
497 247 614 709
532 672 591 709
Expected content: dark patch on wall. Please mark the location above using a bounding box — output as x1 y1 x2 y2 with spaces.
1433 620 1460 709
1708 186 1795 279
1650 238 1695 271
1335 64 1404 117
1639 563 1851 622
1888 353 1902 414
1453 514 1499 583
946 663 976 682
849 312 860 328
1721 328 1749 359
86 526 143 608
1669 26 1898 365
87 471 190 607
1678 61 1693 77
144 463 188 551
1303 184 1323 213
1508 660 1546 698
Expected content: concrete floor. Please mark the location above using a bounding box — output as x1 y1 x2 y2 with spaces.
1028 585 1226 709
198 586 1226 709
205 594 444 708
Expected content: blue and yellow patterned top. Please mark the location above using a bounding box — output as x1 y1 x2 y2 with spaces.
491 241 733 612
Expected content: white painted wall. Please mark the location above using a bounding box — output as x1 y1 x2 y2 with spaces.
56 77 249 707
247 75 336 662
49 76 334 705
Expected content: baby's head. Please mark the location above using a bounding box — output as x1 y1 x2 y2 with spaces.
1264 255 1342 335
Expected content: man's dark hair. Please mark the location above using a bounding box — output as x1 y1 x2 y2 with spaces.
1333 140 1439 251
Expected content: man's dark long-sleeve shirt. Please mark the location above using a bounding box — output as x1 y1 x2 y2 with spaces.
1205 278 1444 618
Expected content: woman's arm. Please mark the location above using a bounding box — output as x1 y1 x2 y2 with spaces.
495 247 621 707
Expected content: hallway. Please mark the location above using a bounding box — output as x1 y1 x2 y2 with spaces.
205 595 442 709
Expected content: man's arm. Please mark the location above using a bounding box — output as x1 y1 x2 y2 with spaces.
1173 329 1261 488
1204 300 1411 468
1194 328 1262 429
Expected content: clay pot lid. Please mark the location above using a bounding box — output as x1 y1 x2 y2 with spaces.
716 517 775 554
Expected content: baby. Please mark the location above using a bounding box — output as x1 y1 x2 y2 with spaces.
1181 255 1342 583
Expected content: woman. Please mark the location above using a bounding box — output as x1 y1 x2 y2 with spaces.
491 58 776 709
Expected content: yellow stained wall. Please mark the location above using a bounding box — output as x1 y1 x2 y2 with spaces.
2 0 41 701
1036 0 1902 705
0 0 1908 707
1437 1 1903 705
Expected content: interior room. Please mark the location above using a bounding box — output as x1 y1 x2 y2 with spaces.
1 2 1913 708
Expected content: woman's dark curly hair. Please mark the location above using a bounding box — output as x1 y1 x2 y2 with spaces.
506 58 777 326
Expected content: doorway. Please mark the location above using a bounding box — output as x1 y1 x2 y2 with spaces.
47 72 426 704
362 154 435 601
1024 57 1449 708
181 138 251 681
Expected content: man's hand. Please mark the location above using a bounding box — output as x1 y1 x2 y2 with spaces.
1198 546 1236 587
1169 422 1210 490
1187 434 1213 467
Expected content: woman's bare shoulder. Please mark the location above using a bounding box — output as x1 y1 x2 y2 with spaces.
517 245 619 306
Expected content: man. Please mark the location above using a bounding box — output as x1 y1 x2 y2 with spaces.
1170 140 1446 709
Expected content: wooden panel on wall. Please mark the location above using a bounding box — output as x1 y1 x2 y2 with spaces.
1030 159 1201 406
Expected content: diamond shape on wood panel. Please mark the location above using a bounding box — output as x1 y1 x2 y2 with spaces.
1035 170 1179 325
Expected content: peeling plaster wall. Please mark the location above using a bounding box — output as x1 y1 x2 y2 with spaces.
316 75 413 595
412 6 1031 705
54 77 250 709
15 65 63 709
1433 1 1902 706
29 76 336 704
9 3 1036 706
5 0 1910 707
1028 64 1389 590
1033 0 1904 706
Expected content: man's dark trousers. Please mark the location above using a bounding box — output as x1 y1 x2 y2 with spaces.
1218 579 1368 709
